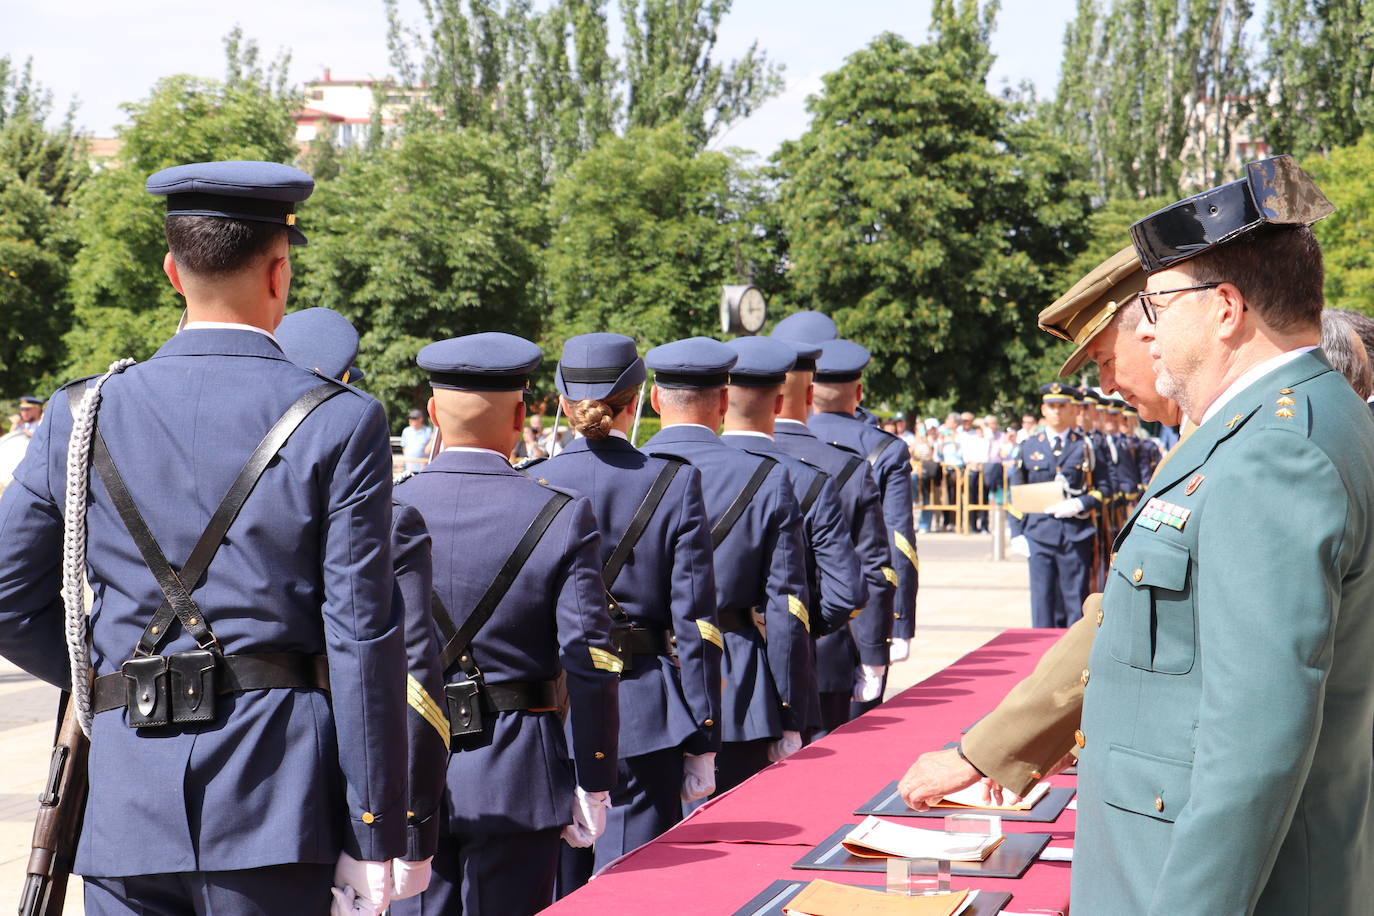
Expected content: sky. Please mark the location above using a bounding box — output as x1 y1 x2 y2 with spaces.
8 0 1078 158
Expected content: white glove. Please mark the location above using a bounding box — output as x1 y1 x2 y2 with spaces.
767 730 803 763
1046 497 1086 518
681 752 717 802
889 637 912 663
560 786 610 848
1010 535 1031 558
391 856 433 900
853 663 887 702
331 852 391 916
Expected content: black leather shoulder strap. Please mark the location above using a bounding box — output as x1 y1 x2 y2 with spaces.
711 456 776 548
436 489 574 673
94 382 344 656
866 432 902 466
602 459 684 590
798 467 829 516
833 454 865 493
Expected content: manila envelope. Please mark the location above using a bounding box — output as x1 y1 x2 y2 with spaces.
1010 481 1066 515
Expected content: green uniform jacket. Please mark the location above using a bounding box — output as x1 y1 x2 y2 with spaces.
1074 350 1374 915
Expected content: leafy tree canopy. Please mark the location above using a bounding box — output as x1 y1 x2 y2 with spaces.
294 128 544 425
776 2 1094 415
543 124 776 368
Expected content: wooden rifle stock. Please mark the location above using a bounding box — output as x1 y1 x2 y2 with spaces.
19 695 89 916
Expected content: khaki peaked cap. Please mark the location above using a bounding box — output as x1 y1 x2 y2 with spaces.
1038 245 1145 377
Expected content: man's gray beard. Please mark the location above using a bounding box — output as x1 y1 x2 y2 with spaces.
1155 362 1196 421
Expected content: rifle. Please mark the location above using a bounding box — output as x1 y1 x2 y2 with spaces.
19 693 89 916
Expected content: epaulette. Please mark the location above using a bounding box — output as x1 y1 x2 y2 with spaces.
1255 388 1309 434
826 441 863 458
514 455 547 473
642 449 693 466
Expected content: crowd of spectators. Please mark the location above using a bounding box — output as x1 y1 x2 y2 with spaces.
884 408 1160 534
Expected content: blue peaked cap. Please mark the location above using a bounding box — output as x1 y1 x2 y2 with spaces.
814 339 871 383
726 336 797 386
778 339 822 372
147 160 315 246
277 308 359 383
347 366 365 384
1040 382 1080 403
418 332 542 391
556 333 645 401
771 310 838 343
645 337 737 389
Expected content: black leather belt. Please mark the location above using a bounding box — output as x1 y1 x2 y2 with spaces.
485 679 564 712
622 627 675 657
717 607 759 632
92 652 330 715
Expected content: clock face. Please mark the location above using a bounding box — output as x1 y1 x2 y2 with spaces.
739 286 767 332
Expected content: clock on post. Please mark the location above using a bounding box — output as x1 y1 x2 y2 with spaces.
720 285 768 336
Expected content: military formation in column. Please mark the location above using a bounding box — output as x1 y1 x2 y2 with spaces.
0 160 924 916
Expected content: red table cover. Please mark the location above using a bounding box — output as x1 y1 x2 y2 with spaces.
541 629 1074 915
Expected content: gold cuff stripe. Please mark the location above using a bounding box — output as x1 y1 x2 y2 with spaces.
882 566 899 586
787 595 810 632
849 607 863 619
894 532 918 570
589 646 624 674
697 619 724 650
407 675 450 749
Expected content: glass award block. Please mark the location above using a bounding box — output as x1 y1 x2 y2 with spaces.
885 857 952 896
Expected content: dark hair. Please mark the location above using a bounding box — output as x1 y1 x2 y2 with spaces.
567 388 637 440
1181 225 1323 332
165 215 287 276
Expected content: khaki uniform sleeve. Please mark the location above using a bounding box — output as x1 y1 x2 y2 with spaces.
960 596 1098 795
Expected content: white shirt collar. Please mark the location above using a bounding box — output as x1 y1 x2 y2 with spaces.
181 320 279 342
724 429 773 440
1198 346 1318 426
775 418 809 428
661 423 717 433
572 428 629 441
444 445 510 459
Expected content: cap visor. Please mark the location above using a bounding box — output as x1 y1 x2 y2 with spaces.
287 227 308 246
1056 319 1111 377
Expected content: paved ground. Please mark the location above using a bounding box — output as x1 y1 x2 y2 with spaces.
0 531 1029 912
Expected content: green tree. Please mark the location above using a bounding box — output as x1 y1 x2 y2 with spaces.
1258 1 1374 159
294 129 543 423
386 0 780 177
0 165 75 395
543 124 778 361
1050 0 1253 200
63 30 299 378
0 57 87 393
620 0 783 146
0 56 87 205
1308 139 1374 313
776 4 1095 413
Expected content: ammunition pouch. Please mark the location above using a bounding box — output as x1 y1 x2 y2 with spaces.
445 676 565 752
97 651 329 728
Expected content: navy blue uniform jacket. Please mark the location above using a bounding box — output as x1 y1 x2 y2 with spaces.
807 412 917 639
773 420 894 687
642 424 811 741
0 329 408 876
538 434 721 758
394 449 619 836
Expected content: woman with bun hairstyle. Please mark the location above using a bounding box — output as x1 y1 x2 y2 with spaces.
538 333 722 895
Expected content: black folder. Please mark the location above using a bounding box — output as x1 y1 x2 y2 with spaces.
854 782 1075 823
792 825 1051 880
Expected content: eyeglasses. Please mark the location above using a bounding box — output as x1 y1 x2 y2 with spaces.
1138 283 1221 323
